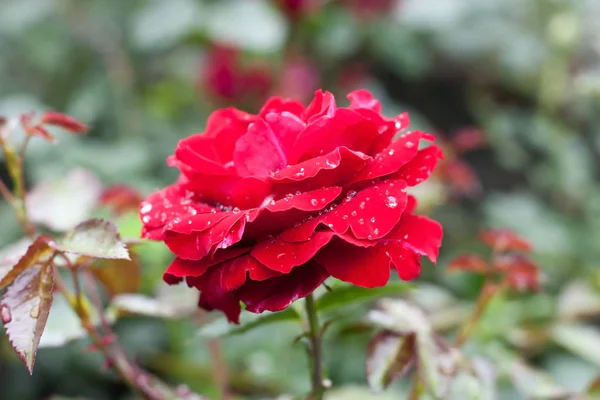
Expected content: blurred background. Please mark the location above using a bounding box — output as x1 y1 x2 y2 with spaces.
1 0 600 399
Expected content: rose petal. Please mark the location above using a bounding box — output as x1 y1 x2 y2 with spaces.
169 135 233 176
234 119 289 177
385 245 421 281
236 261 329 313
270 147 371 195
183 175 271 209
244 187 342 239
303 90 336 122
351 131 435 183
251 231 335 273
292 108 378 162
140 184 212 240
347 89 382 114
164 247 249 279
386 213 443 263
322 179 408 240
259 97 305 118
393 144 443 186
316 239 391 287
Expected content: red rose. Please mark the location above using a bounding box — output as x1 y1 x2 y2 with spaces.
140 90 443 323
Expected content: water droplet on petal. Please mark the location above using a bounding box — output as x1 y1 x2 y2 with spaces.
1 305 11 323
367 234 373 240
232 207 241 213
404 234 409 239
358 218 365 225
404 142 415 149
210 209 217 214
342 215 348 220
385 196 398 208
320 198 326 203
388 149 395 156
277 253 286 259
374 228 380 235
30 305 40 319
359 201 366 209
345 191 357 202
351 210 357 217
370 217 376 223
140 203 152 214
142 216 151 224
311 199 318 206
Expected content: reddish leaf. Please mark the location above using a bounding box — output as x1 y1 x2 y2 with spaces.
447 254 488 274
366 330 416 391
0 236 53 290
91 245 141 297
1 264 55 374
40 111 88 133
57 219 129 260
479 229 532 253
99 185 143 216
494 254 540 292
451 128 486 154
30 126 55 142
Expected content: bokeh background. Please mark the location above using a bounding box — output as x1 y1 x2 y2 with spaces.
2 0 600 399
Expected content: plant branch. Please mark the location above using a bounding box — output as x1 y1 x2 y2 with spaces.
304 294 325 400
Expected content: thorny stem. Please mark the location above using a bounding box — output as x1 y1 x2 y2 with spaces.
304 293 325 400
55 266 156 399
0 134 167 399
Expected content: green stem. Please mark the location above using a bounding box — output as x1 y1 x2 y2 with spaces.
454 282 496 347
305 294 325 399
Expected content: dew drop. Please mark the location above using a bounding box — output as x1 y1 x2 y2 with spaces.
367 234 373 240
345 190 357 201
404 234 409 239
173 217 181 224
327 223 334 228
325 159 338 168
342 215 348 220
1 305 11 323
210 209 217 214
370 217 376 223
374 228 380 235
404 142 415 149
358 218 365 225
320 198 326 203
359 201 366 209
30 305 40 319
351 210 357 217
395 121 402 129
140 203 152 214
385 196 398 208
142 215 151 224
388 149 395 156
311 199 318 206
277 253 286 259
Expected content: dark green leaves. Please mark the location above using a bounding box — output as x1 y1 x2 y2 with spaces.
316 282 414 312
1 264 54 374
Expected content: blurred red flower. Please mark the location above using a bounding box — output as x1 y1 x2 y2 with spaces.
140 89 443 323
198 45 272 103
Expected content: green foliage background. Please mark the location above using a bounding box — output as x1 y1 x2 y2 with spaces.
1 0 600 399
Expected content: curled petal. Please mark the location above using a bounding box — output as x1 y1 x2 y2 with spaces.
316 239 390 288
351 131 435 183
251 231 335 273
270 147 371 194
386 213 443 263
385 245 421 281
236 261 329 313
164 247 249 280
393 145 444 186
233 120 289 177
347 89 382 114
41 111 88 133
303 90 336 122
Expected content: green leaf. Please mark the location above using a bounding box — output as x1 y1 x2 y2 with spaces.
58 219 129 260
1 264 54 374
0 236 53 290
109 294 177 319
316 282 415 312
366 330 416 391
197 308 300 338
507 359 573 399
26 168 103 232
551 322 600 367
